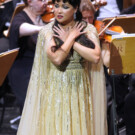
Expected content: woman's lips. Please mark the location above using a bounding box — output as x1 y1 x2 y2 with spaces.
57 15 63 19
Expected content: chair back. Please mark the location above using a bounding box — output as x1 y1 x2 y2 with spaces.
0 48 19 86
4 3 25 37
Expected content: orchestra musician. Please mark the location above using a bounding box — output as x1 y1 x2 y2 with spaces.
96 0 123 18
80 0 96 24
96 1 134 135
120 2 135 134
121 0 135 14
8 0 48 113
0 0 14 53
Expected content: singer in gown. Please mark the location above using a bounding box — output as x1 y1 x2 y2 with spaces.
17 0 107 135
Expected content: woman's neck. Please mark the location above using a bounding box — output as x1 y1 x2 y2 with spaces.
59 20 76 29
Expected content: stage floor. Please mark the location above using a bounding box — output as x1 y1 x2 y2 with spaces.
0 107 19 135
0 96 127 135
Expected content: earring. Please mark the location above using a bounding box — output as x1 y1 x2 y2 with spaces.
74 12 76 20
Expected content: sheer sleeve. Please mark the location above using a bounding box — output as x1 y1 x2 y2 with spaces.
86 24 108 135
17 22 53 135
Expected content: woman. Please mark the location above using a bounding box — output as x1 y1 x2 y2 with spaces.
17 0 107 135
8 0 47 112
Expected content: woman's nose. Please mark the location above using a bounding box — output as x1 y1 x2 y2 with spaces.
58 7 62 13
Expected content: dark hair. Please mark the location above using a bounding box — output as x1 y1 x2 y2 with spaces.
52 0 82 21
52 0 80 8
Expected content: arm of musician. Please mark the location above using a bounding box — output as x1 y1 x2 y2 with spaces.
19 23 43 37
101 41 110 68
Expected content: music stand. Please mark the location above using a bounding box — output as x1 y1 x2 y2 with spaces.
109 34 135 75
109 35 135 135
103 15 135 33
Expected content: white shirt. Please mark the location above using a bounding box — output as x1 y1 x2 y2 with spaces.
98 0 120 18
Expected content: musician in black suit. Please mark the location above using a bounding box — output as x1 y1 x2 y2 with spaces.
124 74 135 135
120 3 135 134
121 4 135 14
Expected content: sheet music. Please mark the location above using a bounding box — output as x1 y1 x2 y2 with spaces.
112 33 135 40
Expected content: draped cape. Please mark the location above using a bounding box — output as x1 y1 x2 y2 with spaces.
17 21 107 135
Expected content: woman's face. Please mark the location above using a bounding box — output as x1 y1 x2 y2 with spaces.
29 0 48 15
54 1 77 25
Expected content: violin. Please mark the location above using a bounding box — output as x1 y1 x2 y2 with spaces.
103 25 124 42
94 20 105 39
94 17 124 43
41 1 55 23
0 0 5 3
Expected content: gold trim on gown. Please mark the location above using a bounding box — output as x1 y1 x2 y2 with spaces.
17 21 107 135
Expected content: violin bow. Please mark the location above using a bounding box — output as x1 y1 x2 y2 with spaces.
98 16 117 36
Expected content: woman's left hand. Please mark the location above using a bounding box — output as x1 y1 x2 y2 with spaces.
68 22 86 40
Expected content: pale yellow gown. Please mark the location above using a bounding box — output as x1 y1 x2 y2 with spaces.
17 21 107 135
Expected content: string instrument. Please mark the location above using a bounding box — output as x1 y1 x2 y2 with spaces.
94 20 105 39
103 25 124 42
0 0 5 3
41 0 55 23
94 17 124 42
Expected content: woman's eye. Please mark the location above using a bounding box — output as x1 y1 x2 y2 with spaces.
54 4 59 8
62 5 69 9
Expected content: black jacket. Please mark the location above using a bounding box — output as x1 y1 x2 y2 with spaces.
116 0 123 12
121 4 135 14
